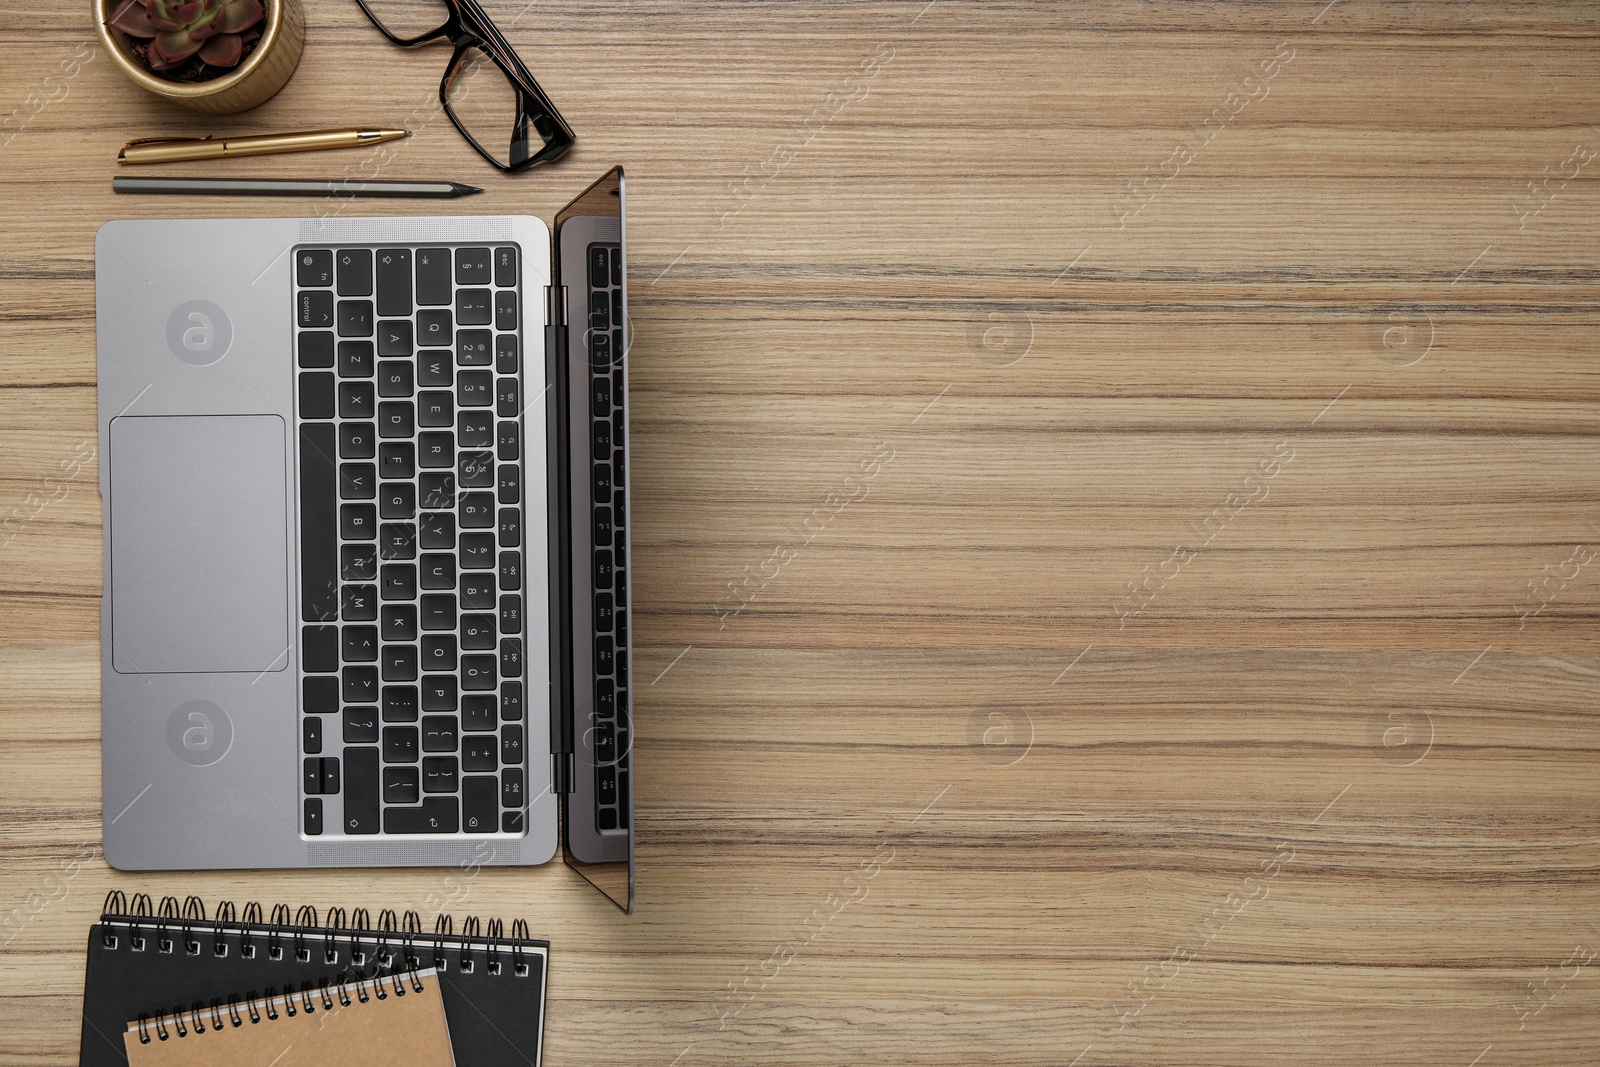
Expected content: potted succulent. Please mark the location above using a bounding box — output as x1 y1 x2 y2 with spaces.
97 0 304 114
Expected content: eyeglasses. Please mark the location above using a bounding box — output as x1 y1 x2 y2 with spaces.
356 0 575 172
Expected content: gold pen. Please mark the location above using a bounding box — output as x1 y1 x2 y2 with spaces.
118 127 409 165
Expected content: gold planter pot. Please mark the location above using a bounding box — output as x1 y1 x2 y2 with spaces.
95 0 304 115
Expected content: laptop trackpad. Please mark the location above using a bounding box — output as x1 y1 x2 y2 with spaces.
110 415 290 675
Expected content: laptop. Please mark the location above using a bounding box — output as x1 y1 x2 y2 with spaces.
95 168 634 911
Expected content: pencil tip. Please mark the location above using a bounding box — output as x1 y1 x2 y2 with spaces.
452 182 485 196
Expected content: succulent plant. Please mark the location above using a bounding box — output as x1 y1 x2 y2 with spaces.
106 0 265 72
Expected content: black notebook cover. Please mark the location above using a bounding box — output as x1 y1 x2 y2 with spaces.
80 893 548 1067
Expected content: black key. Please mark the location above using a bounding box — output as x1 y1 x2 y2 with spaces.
617 640 630 686
419 472 455 510
597 764 616 805
378 320 413 358
495 333 518 374
379 483 416 518
343 666 378 703
303 715 323 755
321 756 342 794
460 533 495 569
612 249 622 286
503 810 524 833
302 625 338 672
336 248 373 296
496 421 519 462
613 290 623 331
338 381 375 419
343 748 380 833
384 644 419 683
340 421 375 459
340 461 375 500
299 423 338 621
423 756 459 794
304 757 325 795
593 417 611 457
381 605 417 642
595 678 615 718
384 766 419 803
494 290 517 331
463 775 498 833
423 715 458 752
599 808 617 831
456 288 492 326
595 634 614 676
594 591 614 633
422 633 457 672
497 464 519 504
298 248 334 287
459 411 493 448
298 290 334 329
590 330 611 371
457 329 492 366
418 390 454 427
416 248 452 306
591 375 610 417
462 695 497 732
595 719 614 764
380 521 416 558
342 625 378 663
417 350 453 388
378 401 415 439
494 246 516 287
418 308 452 346
421 594 456 631
419 431 453 468
460 613 496 650
593 506 613 547
459 493 495 528
502 767 525 809
341 503 376 540
460 451 494 488
420 552 456 589
379 444 415 483
304 676 338 715
461 654 496 691
456 247 491 284
589 246 608 288
496 377 518 417
457 370 493 407
381 563 417 600
337 299 374 338
299 371 335 419
500 637 522 677
422 674 457 712
299 330 334 368
419 511 456 549
383 726 420 763
462 735 497 772
499 594 522 634
344 705 379 744
593 548 613 588
338 340 375 378
461 574 495 610
385 797 459 834
375 247 413 316
593 463 612 504
498 507 520 548
342 584 376 620
304 797 323 834
378 360 414 399
500 681 524 721
499 551 522 591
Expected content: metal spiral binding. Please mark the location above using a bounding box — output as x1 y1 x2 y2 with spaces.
459 915 482 972
433 914 454 970
401 910 422 970
324 907 346 965
485 918 504 974
154 895 180 954
376 908 399 967
293 905 318 962
512 918 532 976
180 895 205 956
213 900 236 957
348 907 372 965
268 903 292 960
240 902 263 958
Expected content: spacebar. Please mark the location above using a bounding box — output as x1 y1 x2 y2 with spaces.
299 422 338 622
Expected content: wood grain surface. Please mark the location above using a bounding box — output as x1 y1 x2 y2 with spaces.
2 2 1598 1064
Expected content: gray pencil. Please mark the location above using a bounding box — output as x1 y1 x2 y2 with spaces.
111 176 483 199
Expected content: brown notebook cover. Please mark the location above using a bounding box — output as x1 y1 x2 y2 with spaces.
122 967 455 1067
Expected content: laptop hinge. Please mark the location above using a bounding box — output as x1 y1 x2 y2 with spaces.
552 752 573 794
544 281 575 792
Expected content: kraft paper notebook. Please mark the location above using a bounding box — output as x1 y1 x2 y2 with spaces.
81 893 547 1067
123 967 455 1067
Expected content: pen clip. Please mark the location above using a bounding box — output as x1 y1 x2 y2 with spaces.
121 136 216 149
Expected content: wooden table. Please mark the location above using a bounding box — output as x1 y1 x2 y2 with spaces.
2 2 1597 1063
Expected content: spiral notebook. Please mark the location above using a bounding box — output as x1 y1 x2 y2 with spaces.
81 893 547 1067
123 967 455 1067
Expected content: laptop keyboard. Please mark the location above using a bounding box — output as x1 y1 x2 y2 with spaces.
587 243 630 833
293 245 526 838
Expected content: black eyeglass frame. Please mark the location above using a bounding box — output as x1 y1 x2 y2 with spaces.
355 0 576 171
